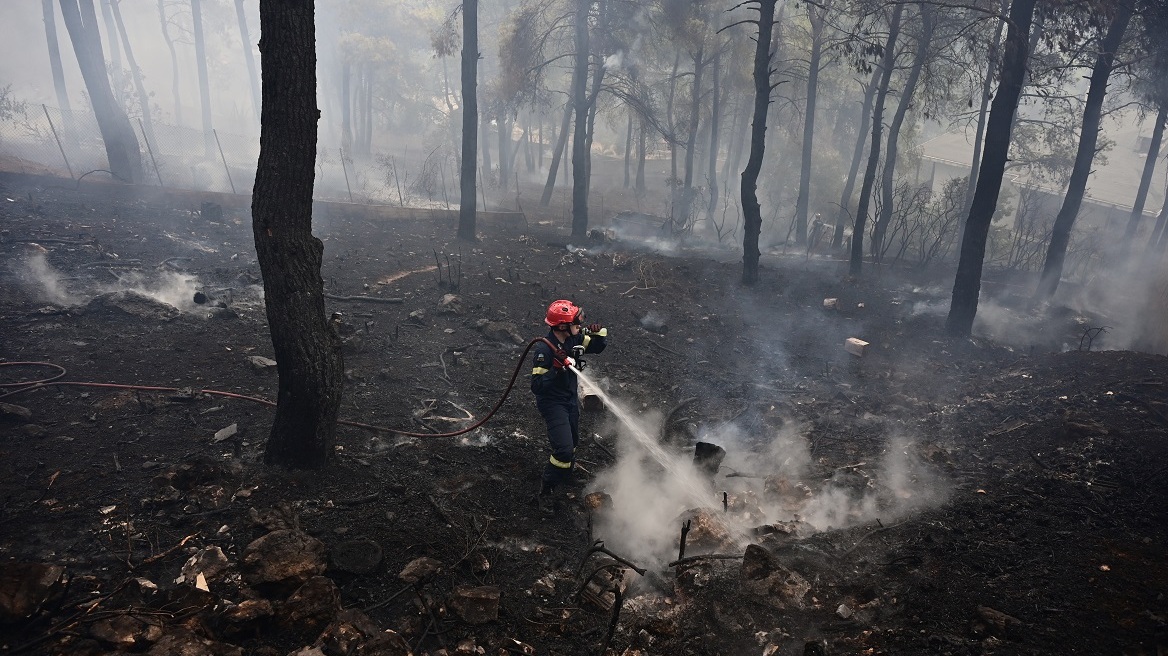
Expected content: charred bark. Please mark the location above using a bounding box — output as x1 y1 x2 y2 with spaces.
682 47 705 224
1037 2 1132 299
1122 105 1165 250
252 0 344 469
947 0 1037 336
458 0 478 241
849 3 903 276
340 61 351 152
541 96 573 205
832 67 879 249
191 0 215 156
963 0 1009 219
742 0 778 286
157 0 182 127
795 2 827 245
623 110 633 188
59 0 141 183
43 0 73 118
570 0 590 238
235 0 262 123
110 0 156 149
705 49 723 229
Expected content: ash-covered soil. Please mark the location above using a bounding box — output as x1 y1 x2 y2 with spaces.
1 172 1166 656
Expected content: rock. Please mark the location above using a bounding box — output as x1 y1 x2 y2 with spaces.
530 574 556 597
397 556 442 585
248 355 278 371
221 598 274 623
678 508 734 554
971 605 1023 640
287 648 325 656
282 576 341 636
315 608 381 655
357 629 413 655
836 603 853 619
331 538 383 575
89 613 163 648
437 294 461 313
0 402 32 423
584 492 613 512
762 476 812 512
249 504 299 531
473 319 525 345
0 562 67 622
242 530 327 587
182 546 229 583
453 638 485 655
83 290 181 321
446 585 500 624
740 544 810 610
212 423 239 443
201 201 224 221
408 309 427 324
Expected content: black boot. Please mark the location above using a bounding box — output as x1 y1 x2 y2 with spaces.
536 483 556 518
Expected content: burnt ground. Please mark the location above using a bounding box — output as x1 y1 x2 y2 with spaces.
0 170 1166 656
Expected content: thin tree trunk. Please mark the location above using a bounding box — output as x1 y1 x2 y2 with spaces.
252 0 343 469
795 3 827 244
583 54 606 199
947 0 1037 336
43 0 75 138
1036 2 1132 299
538 114 544 171
705 49 723 229
541 97 572 205
849 3 904 275
191 0 214 156
59 0 141 183
623 109 633 188
340 60 351 151
157 0 182 126
458 0 478 240
110 0 156 149
872 3 933 259
1146 178 1168 255
362 64 373 155
832 67 880 248
742 0 778 286
721 95 741 183
1122 105 1166 249
99 0 123 106
683 47 705 224
235 0 262 124
666 53 681 220
637 114 647 192
524 114 535 172
570 0 590 237
964 0 1008 217
480 108 492 181
497 111 510 188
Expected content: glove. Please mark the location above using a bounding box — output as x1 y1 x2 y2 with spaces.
587 324 603 334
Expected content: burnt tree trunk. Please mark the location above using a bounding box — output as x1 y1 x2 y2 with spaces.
541 95 573 205
570 0 590 238
99 0 123 107
832 67 880 248
682 47 705 224
1036 2 1132 299
43 0 75 137
947 0 1037 336
849 3 903 276
1122 105 1165 250
252 0 344 469
191 0 215 156
157 0 182 127
795 2 827 245
458 0 478 240
636 114 647 191
742 0 778 286
235 0 262 123
59 0 141 183
623 109 633 188
872 2 933 260
705 49 723 229
110 0 157 149
963 0 1008 219
340 61 351 151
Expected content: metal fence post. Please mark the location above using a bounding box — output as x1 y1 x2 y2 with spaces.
42 104 74 180
339 148 353 202
212 129 236 194
138 118 164 187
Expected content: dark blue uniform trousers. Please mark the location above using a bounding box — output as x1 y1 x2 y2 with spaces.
538 399 579 489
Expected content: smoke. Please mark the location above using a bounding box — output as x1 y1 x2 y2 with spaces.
589 408 951 568
12 251 77 306
102 269 203 312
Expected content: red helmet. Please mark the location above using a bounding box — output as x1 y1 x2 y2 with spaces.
545 299 582 327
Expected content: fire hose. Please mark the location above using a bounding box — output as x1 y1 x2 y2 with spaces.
0 337 579 438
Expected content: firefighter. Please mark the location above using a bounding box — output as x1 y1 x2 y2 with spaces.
531 299 607 516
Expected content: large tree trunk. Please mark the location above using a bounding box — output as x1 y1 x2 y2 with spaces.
1036 2 1132 299
832 67 880 248
99 0 123 107
43 0 75 137
682 47 705 225
1146 178 1168 256
705 49 723 230
191 0 215 156
947 0 1038 336
636 114 647 192
795 3 827 245
157 0 182 127
963 0 1008 218
583 53 606 199
235 0 262 124
253 0 343 469
849 3 904 275
59 0 141 183
1122 105 1166 250
541 97 572 204
742 0 778 286
570 0 590 238
458 0 478 240
871 2 933 259
110 0 156 149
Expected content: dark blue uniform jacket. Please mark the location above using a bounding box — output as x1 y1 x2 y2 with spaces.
530 328 607 404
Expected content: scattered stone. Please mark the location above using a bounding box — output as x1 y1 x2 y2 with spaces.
823 298 839 310
447 585 500 624
201 201 224 221
844 337 869 357
331 538 383 575
248 504 299 531
315 608 411 655
408 309 427 324
584 491 613 512
693 441 726 477
452 638 486 655
83 290 181 321
971 605 1023 640
636 312 668 334
221 598 274 624
282 576 341 636
88 613 163 648
146 629 242 656
678 508 734 554
469 552 490 574
212 423 239 443
242 530 327 587
836 603 853 619
248 355 278 371
0 402 32 423
182 546 229 583
473 319 525 345
437 293 461 313
530 574 556 597
0 562 67 621
740 544 810 610
398 556 442 585
763 476 813 512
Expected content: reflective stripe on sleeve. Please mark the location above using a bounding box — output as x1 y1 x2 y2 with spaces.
532 367 549 375
549 454 573 469
582 335 591 349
